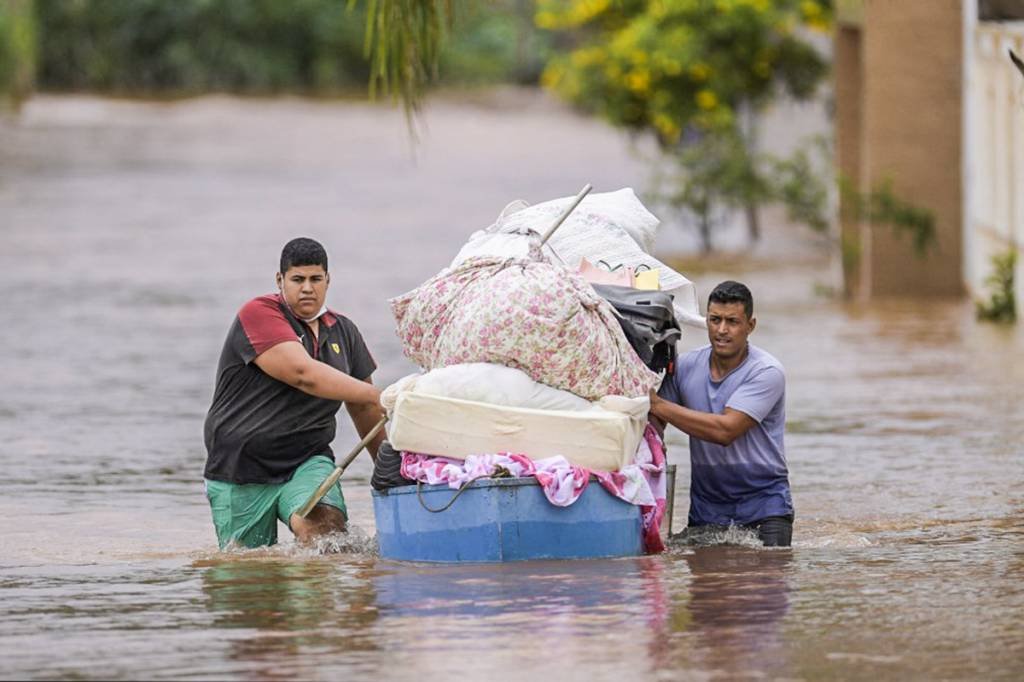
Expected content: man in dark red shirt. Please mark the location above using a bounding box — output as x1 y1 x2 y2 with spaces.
203 237 385 549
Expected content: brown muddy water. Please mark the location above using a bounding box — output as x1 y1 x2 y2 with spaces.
0 92 1021 681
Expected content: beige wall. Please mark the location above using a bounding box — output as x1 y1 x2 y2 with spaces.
835 25 864 298
837 0 965 298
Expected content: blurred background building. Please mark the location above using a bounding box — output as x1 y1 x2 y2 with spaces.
836 0 1023 316
2 0 1021 319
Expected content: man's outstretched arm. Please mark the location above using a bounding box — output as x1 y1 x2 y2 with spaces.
649 389 757 446
254 341 380 406
346 379 387 460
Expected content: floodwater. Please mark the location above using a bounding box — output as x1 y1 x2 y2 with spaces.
1 92 1021 681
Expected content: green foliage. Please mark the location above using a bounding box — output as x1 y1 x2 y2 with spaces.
535 0 832 252
840 229 861 276
755 133 937 263
440 1 552 86
363 0 451 114
537 0 832 144
362 1 552 115
34 0 372 94
652 128 771 251
669 128 934 265
841 178 936 256
29 0 547 99
653 130 837 252
770 136 831 234
976 249 1017 323
0 0 36 110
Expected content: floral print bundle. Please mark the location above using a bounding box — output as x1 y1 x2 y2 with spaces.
390 255 659 401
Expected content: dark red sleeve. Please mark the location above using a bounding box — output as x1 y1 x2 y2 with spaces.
235 296 299 362
340 316 378 381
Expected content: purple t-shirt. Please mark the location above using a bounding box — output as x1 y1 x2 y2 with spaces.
660 343 793 526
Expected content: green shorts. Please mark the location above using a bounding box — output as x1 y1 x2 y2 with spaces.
205 455 347 549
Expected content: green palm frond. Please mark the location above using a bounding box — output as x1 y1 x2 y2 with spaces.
359 0 454 121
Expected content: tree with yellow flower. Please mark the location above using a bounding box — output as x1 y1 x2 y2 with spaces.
536 0 833 251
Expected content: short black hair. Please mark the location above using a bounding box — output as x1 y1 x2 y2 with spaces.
708 280 753 319
280 237 328 274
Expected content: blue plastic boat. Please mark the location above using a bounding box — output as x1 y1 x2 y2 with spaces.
372 476 644 562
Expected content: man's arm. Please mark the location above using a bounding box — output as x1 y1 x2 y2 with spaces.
346 377 386 461
649 389 757 446
254 341 380 405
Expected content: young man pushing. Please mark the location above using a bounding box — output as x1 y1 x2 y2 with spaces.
650 280 794 546
203 237 385 549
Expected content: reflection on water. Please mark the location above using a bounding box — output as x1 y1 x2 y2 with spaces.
685 547 792 677
372 558 661 618
1 95 1022 680
199 557 381 677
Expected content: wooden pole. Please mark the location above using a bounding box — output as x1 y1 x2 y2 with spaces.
295 416 388 518
666 464 677 537
539 183 592 245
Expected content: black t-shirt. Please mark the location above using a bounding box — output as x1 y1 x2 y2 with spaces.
203 294 377 484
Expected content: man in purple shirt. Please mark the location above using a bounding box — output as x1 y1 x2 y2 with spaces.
650 280 793 546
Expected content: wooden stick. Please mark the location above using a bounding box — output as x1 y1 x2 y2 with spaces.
666 464 678 537
539 183 593 245
295 416 388 518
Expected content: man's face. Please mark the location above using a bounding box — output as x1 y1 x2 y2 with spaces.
277 264 329 319
706 301 755 361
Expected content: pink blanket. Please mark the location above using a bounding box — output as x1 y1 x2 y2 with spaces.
400 425 667 554
389 256 660 401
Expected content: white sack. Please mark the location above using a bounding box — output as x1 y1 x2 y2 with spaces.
412 363 595 412
452 188 705 330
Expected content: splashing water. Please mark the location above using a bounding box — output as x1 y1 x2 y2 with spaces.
309 526 379 556
212 525 380 559
667 525 767 549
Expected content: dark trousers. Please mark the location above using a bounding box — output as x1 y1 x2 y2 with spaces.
743 515 794 547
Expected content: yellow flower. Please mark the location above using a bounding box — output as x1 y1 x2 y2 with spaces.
571 47 605 68
689 63 711 81
801 1 822 19
653 114 681 142
774 18 794 35
540 63 564 90
696 90 718 110
569 0 611 25
627 70 650 94
808 16 831 32
535 11 558 30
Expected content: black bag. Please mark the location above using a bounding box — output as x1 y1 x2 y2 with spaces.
591 284 682 374
371 440 414 491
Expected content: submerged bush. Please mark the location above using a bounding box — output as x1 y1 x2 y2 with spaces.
976 249 1017 324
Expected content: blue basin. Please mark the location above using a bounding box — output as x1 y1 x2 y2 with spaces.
372 477 644 563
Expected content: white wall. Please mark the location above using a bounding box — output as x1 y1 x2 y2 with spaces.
966 20 1024 314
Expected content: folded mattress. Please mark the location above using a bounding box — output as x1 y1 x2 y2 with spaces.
386 391 645 472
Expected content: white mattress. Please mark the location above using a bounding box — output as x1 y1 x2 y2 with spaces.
387 391 645 472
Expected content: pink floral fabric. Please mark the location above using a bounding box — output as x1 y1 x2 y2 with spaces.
390 256 659 400
594 425 667 554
